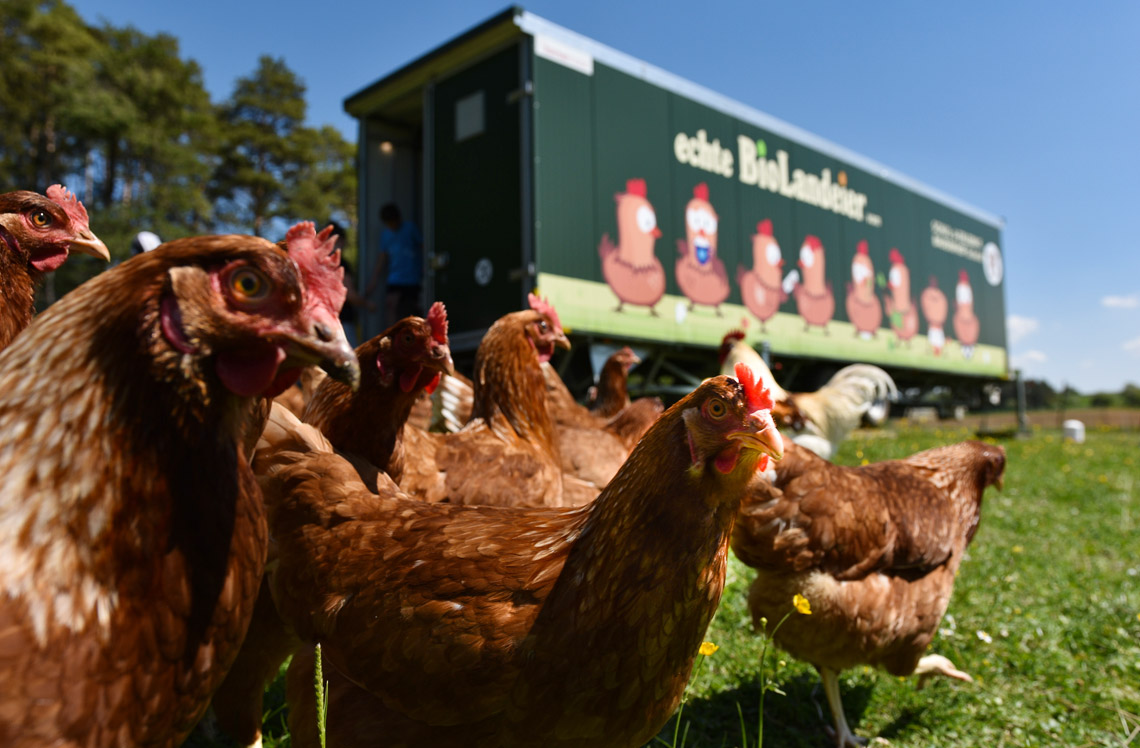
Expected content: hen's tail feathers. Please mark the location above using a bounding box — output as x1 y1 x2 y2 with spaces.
795 364 897 453
435 371 475 433
257 401 334 459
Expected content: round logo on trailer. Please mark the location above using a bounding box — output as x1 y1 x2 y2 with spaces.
982 242 1003 286
474 258 493 286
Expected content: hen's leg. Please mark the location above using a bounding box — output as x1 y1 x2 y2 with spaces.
820 667 867 747
915 653 973 691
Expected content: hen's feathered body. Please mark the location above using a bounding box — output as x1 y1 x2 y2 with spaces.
588 347 638 418
257 369 782 747
212 308 450 746
733 440 1005 746
398 306 569 507
0 231 356 747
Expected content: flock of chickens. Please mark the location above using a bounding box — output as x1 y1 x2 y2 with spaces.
0 187 1006 748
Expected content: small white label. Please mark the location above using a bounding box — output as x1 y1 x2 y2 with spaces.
535 34 594 76
982 242 1003 286
474 258 493 286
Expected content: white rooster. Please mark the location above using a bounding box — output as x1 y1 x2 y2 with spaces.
718 330 896 459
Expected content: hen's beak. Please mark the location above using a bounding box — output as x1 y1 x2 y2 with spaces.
69 227 110 262
554 331 571 351
730 410 784 462
281 319 360 391
421 340 455 376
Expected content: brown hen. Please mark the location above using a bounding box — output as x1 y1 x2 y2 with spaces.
211 305 452 747
586 347 664 450
587 346 640 417
397 294 570 507
0 185 109 349
0 225 358 747
732 440 1005 747
305 301 453 479
255 364 783 748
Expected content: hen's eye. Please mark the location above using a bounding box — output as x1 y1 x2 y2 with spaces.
538 320 548 332
707 398 727 419
402 332 415 345
230 268 271 302
30 210 52 228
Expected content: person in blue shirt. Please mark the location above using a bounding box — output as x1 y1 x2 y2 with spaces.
369 203 423 324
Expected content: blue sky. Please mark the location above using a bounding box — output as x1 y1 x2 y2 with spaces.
71 1 1140 393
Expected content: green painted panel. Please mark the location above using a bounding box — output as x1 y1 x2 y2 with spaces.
433 45 522 331
532 56 1006 376
532 49 595 279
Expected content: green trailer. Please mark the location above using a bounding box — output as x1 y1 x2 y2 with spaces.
345 7 1007 402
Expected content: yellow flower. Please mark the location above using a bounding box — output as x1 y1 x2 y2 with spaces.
1011 545 1024 554
793 594 812 615
699 641 719 656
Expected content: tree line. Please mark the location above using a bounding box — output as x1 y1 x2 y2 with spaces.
1 0 357 299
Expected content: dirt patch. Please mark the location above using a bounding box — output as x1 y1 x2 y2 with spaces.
894 407 1140 432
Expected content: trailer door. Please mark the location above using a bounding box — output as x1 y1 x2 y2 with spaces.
428 43 524 347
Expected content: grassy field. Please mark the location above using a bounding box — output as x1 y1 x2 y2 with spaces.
651 426 1140 748
202 426 1139 748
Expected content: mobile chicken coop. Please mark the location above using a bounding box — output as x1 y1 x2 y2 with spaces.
345 7 1008 403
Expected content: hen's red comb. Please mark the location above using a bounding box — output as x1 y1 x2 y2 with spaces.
427 301 448 344
527 293 562 332
45 184 89 229
734 362 774 413
721 329 746 346
693 182 710 202
285 222 346 316
889 248 904 265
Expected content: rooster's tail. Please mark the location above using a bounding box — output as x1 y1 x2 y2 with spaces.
794 364 897 456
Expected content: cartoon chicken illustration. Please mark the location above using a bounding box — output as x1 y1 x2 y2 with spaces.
791 235 834 333
736 219 786 331
598 178 666 315
845 239 881 339
883 247 919 344
953 269 980 358
675 182 729 316
920 275 949 355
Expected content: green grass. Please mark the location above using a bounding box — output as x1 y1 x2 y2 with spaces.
197 427 1140 747
653 426 1140 747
